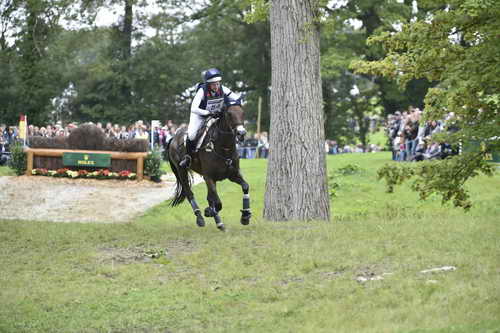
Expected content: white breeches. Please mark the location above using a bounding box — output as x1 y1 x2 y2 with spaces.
187 113 205 141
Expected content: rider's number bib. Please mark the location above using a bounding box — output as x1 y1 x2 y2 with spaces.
206 97 224 113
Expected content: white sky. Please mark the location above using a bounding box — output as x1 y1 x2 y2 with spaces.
95 3 163 27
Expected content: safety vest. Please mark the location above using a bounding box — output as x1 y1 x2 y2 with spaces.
197 83 226 113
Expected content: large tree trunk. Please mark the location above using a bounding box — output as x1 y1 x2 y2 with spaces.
264 0 330 221
121 0 133 108
122 0 133 61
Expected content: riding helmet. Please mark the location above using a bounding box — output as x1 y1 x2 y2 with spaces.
204 68 222 83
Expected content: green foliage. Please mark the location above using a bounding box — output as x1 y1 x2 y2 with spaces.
377 162 415 194
144 148 163 180
184 0 271 130
378 153 495 210
320 0 431 144
336 163 364 176
353 0 500 208
242 0 270 23
328 179 341 198
328 163 365 197
7 142 27 176
353 0 500 123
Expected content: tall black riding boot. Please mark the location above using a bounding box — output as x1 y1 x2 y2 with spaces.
179 139 196 168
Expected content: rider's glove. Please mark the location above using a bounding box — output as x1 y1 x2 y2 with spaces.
211 111 223 119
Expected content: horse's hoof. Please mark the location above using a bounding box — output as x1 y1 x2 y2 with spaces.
204 207 214 217
216 223 226 232
240 210 251 225
196 216 205 227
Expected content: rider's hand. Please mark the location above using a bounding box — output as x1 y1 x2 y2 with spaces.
212 111 223 119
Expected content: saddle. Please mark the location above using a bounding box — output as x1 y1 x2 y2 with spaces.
184 117 218 152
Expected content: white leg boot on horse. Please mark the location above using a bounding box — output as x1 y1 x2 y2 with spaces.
229 172 251 225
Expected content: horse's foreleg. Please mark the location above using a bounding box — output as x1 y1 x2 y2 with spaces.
229 172 251 225
188 196 205 227
204 177 225 231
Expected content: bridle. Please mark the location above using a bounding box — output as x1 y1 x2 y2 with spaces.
203 108 246 166
214 108 246 143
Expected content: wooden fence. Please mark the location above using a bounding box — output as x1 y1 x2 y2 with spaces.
24 148 148 180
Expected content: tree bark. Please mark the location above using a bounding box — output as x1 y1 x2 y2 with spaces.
122 0 133 61
264 0 330 221
121 0 133 107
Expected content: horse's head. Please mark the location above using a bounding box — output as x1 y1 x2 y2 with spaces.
222 105 247 143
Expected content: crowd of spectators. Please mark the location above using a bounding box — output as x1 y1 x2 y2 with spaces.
0 120 272 164
4 109 458 167
385 107 458 162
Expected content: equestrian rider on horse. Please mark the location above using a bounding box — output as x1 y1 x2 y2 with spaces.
179 68 241 168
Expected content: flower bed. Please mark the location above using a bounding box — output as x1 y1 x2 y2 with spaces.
31 168 136 180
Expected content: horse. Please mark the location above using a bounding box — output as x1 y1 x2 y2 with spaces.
167 105 251 231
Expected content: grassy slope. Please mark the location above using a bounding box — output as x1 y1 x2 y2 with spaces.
0 154 499 333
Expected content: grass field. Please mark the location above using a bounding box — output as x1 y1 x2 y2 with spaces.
0 165 15 176
1 153 499 333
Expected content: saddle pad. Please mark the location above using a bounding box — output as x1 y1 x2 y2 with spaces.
194 118 217 150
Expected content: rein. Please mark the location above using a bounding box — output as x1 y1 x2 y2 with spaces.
205 113 239 166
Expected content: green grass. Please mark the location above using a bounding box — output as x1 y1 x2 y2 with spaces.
0 165 15 176
1 153 499 333
368 128 389 148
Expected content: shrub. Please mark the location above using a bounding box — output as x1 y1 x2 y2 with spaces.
67 124 105 150
102 138 126 152
8 141 27 176
336 163 363 176
29 136 68 149
122 139 148 152
328 164 364 197
144 149 163 182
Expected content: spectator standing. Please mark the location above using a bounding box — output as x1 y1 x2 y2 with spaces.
1 124 8 142
153 126 161 148
398 132 406 161
404 111 419 161
118 126 129 140
127 125 135 139
0 134 9 165
244 134 259 159
258 131 269 158
135 126 148 140
330 140 338 154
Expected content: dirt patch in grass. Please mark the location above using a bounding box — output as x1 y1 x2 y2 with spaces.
97 240 198 266
0 174 203 223
98 246 153 265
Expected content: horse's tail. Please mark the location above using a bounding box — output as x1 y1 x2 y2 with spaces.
168 152 193 207
163 137 172 162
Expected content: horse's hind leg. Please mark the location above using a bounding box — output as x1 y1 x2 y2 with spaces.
229 171 251 225
177 167 205 227
188 195 205 227
204 177 225 231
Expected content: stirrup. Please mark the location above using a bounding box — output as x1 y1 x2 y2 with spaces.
179 155 192 168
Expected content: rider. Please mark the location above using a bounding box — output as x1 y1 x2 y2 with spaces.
179 68 241 168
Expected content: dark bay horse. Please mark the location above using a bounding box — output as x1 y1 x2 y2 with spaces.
167 105 251 231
